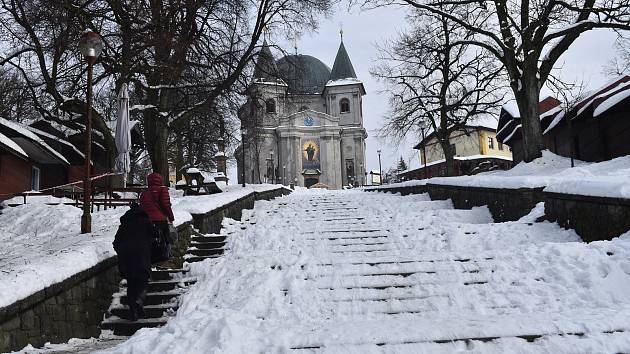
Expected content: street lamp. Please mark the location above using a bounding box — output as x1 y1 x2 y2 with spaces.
377 149 382 185
270 150 275 184
283 165 286 185
78 31 103 234
359 162 363 186
240 126 247 187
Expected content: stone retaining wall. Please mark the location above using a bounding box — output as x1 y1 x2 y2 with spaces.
0 186 291 352
427 184 544 222
544 192 630 242
366 184 630 241
0 257 120 351
192 187 291 234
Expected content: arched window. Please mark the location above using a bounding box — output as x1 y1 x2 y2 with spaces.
265 99 276 114
340 98 350 113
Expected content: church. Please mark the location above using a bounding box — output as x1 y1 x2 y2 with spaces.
236 37 368 189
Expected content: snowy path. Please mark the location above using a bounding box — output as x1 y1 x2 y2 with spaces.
103 190 630 353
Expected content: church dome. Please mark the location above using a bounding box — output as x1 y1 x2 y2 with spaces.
277 55 331 94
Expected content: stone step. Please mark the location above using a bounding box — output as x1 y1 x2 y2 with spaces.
147 278 196 292
119 290 183 306
191 235 226 243
150 268 189 281
101 317 168 336
184 254 221 263
120 278 196 292
190 241 226 249
187 247 225 257
109 303 178 320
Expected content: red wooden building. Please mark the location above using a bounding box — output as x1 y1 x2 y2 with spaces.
0 118 70 200
497 75 630 163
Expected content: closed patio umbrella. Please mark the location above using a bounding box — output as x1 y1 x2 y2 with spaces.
115 83 131 187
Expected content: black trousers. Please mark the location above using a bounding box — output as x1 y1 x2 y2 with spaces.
127 276 148 307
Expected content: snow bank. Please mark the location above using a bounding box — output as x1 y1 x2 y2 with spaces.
0 184 286 308
430 151 630 199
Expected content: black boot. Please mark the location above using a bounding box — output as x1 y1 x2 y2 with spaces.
128 303 139 321
135 300 146 319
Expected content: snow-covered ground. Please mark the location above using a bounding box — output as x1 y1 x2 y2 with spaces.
0 184 283 309
97 190 630 353
375 151 630 199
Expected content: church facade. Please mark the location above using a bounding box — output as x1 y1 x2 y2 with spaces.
236 39 368 189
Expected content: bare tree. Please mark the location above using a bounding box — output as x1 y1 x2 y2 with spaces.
0 0 334 179
605 35 630 76
373 8 504 175
358 0 630 162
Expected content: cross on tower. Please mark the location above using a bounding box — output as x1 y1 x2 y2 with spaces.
339 22 344 41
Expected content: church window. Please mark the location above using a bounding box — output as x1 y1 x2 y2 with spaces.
266 99 276 114
340 98 350 113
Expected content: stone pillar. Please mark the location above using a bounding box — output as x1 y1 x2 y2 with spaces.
214 138 229 184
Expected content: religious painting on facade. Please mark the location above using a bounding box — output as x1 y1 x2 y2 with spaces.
345 159 355 185
302 139 321 170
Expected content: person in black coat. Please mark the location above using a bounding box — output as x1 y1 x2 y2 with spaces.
113 202 154 321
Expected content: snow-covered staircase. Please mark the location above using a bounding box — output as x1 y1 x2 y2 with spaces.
100 231 227 336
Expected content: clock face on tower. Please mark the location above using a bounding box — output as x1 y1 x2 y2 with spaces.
304 116 314 126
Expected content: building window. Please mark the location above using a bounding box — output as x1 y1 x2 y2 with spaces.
265 99 276 114
340 98 350 113
31 166 40 191
498 141 504 150
449 144 456 156
487 137 494 150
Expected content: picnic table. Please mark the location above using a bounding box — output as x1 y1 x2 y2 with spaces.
175 168 222 196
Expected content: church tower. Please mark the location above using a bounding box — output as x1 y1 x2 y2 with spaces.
238 41 288 184
250 40 288 127
324 36 367 186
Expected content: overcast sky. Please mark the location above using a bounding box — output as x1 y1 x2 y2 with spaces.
229 3 622 182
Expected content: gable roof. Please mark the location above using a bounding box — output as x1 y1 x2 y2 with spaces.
0 117 69 165
496 96 562 144
0 131 28 159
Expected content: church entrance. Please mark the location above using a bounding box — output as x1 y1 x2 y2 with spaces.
304 177 319 188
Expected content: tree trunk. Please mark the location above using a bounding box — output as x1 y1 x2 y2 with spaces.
143 107 169 182
516 72 546 162
439 137 456 176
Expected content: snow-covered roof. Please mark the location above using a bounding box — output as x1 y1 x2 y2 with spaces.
26 125 85 159
0 131 28 159
497 96 562 144
594 88 630 117
325 78 363 87
0 117 69 165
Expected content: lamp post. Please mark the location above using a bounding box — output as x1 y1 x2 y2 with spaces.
78 31 103 234
283 165 286 185
240 126 247 187
359 162 363 186
377 149 382 185
270 150 275 184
